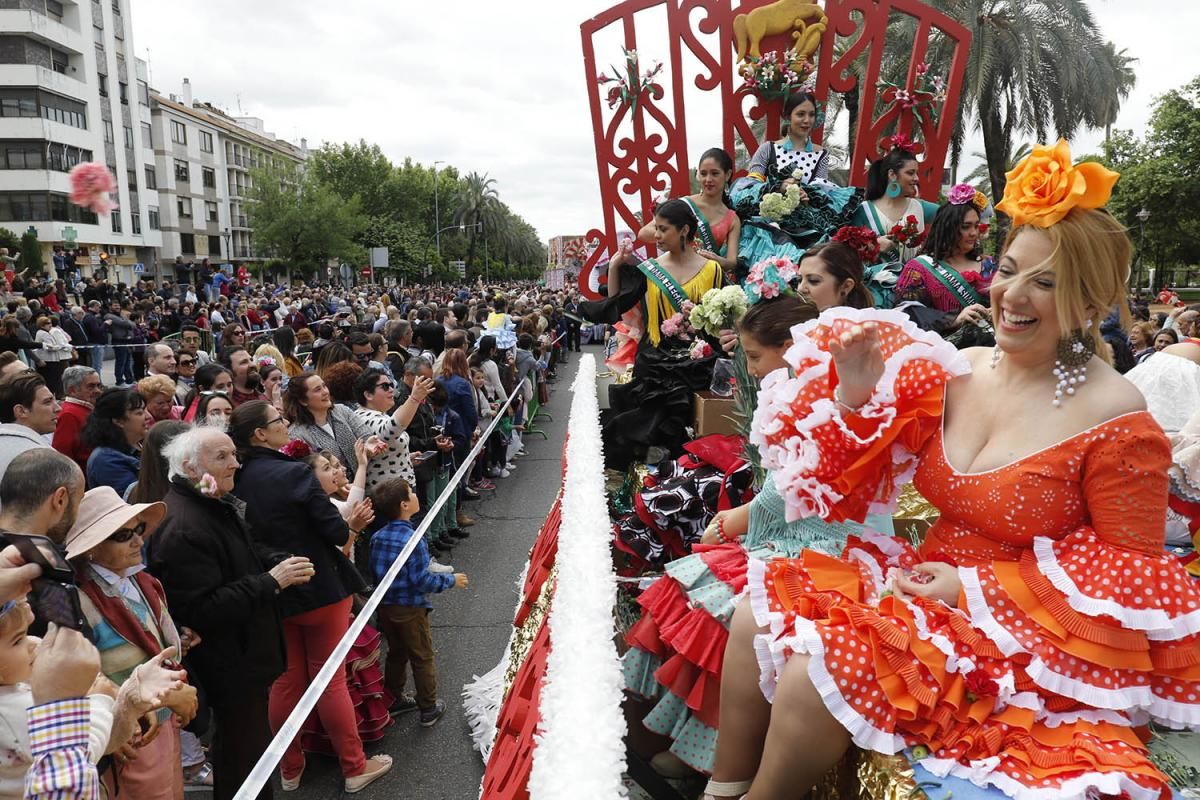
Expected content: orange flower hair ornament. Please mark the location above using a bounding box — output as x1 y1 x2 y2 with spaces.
995 139 1119 228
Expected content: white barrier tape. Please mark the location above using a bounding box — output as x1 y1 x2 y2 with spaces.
233 376 526 800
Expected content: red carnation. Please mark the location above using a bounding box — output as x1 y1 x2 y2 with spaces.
964 669 999 703
280 439 312 459
906 214 918 224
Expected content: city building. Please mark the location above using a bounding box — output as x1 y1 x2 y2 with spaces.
0 0 162 285
149 81 307 277
0 0 309 284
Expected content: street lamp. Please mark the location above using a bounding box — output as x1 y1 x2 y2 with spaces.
433 160 446 259
1136 208 1151 290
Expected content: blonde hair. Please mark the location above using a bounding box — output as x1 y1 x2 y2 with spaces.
137 374 177 401
254 343 285 367
1004 207 1131 357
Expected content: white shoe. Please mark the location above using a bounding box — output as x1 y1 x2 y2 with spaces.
498 469 511 479
428 559 454 573
505 462 517 471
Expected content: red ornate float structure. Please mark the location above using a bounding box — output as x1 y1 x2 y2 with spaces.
577 0 972 298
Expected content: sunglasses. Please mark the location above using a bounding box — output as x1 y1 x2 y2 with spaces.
374 381 394 392
109 521 147 543
178 358 196 366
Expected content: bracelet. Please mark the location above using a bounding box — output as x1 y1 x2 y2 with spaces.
716 517 737 545
833 386 866 415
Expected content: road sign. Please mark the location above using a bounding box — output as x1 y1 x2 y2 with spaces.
89 254 101 266
63 227 77 246
370 247 389 269
132 263 144 273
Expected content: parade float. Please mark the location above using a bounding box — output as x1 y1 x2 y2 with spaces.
468 2 1200 799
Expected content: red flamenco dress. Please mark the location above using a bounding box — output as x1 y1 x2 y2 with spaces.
746 307 1200 800
300 622 394 755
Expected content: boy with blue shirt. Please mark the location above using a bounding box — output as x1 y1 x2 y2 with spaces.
369 478 467 727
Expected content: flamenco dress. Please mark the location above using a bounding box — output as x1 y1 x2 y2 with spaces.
613 434 754 574
299 624 394 755
623 474 895 773
580 258 724 470
854 197 939 308
732 141 862 267
746 307 1200 800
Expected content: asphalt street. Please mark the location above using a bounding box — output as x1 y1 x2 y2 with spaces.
271 349 583 800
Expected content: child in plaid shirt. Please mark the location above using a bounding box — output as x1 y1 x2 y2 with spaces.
368 479 467 728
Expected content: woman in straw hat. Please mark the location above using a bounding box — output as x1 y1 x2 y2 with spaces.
65 486 199 800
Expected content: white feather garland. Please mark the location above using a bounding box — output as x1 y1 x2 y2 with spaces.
528 354 628 799
462 565 533 762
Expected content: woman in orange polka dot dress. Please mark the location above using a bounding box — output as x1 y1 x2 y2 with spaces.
702 142 1200 800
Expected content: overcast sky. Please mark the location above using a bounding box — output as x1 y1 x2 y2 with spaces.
129 0 1199 245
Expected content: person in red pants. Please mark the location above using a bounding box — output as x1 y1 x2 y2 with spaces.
228 401 393 794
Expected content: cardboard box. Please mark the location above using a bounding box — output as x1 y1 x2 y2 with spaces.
693 391 741 437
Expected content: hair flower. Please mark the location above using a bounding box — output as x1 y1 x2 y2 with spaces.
195 472 219 497
947 183 977 206
280 439 312 459
995 139 1119 228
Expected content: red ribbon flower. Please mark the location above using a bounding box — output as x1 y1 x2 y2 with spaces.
964 669 999 703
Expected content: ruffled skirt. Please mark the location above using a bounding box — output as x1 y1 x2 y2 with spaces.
300 624 394 754
748 531 1200 800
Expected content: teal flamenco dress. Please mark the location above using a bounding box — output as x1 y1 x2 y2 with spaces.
732 140 863 269
622 477 894 774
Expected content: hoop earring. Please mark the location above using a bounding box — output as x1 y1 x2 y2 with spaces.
1052 331 1095 407
886 180 902 199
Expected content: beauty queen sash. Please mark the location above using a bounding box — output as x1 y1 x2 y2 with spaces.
913 255 984 309
637 258 690 315
682 197 719 254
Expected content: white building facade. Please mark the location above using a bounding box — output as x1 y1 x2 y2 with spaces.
0 0 161 285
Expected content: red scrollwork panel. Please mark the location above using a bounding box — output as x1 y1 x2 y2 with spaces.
578 0 971 299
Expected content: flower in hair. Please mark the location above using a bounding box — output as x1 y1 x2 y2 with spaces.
68 162 118 216
255 355 277 367
882 133 917 153
280 439 312 459
995 139 1119 228
832 226 881 265
194 472 219 497
947 183 977 206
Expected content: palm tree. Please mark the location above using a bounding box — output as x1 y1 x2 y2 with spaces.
453 171 500 270
962 141 1031 187
919 0 1118 207
1091 42 1138 144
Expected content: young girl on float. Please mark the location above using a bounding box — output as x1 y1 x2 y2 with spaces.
703 142 1200 800
637 148 742 281
623 242 888 777
732 93 862 268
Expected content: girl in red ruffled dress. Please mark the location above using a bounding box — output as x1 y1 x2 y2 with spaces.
704 141 1200 800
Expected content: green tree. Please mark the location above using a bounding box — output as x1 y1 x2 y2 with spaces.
246 163 367 270
1100 78 1200 272
0 228 18 254
18 229 42 274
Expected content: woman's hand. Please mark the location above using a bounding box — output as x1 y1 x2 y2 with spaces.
410 376 434 403
161 683 198 726
894 562 961 606
828 322 885 410
955 304 990 328
179 627 201 656
364 435 387 458
877 236 895 253
347 499 374 533
269 556 315 589
718 329 738 356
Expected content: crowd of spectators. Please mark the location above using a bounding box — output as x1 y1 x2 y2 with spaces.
0 270 586 800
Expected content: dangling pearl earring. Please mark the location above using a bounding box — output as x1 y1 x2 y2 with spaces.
990 346 1002 369
1052 331 1095 407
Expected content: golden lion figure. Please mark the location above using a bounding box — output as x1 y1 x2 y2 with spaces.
733 0 828 69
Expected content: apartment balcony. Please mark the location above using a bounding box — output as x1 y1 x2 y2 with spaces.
0 64 88 102
234 247 252 259
0 9 86 55
231 214 248 228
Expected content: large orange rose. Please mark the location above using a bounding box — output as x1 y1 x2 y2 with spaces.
995 139 1119 227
